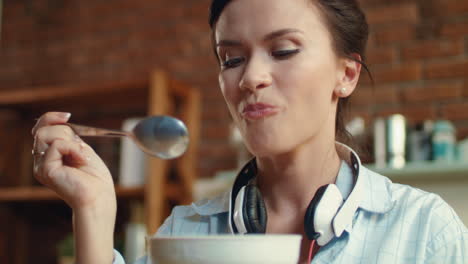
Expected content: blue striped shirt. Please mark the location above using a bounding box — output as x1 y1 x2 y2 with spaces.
114 148 468 264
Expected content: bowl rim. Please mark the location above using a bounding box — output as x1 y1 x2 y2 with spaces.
148 234 302 240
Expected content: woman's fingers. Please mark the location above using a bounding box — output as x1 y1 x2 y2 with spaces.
32 112 71 136
35 139 85 179
31 112 116 212
34 138 96 207
34 130 109 182
33 124 77 170
35 124 76 146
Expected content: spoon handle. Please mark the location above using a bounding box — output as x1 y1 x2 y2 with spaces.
66 123 130 138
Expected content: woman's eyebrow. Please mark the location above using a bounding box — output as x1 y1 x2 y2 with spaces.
216 28 303 47
263 28 303 41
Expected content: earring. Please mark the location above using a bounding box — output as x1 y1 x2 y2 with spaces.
339 87 347 97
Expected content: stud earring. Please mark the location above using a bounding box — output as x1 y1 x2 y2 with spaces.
339 87 347 97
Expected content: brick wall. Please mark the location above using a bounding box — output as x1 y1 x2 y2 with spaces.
354 0 468 144
1 0 468 178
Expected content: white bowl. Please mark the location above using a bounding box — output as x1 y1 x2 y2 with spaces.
147 234 302 264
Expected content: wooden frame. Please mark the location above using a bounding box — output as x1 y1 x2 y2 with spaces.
0 69 200 262
145 70 200 233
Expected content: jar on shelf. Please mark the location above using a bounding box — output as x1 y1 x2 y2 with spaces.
432 120 456 162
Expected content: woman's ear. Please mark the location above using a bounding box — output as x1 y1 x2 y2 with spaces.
334 53 362 98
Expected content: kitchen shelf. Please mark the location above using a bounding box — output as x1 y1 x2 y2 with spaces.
0 70 200 234
365 161 468 182
0 183 180 202
0 69 201 264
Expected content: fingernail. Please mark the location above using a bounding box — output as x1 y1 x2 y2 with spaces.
74 135 81 142
31 118 39 135
80 142 86 148
59 112 71 119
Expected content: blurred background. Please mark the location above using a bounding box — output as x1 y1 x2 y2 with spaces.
0 0 468 263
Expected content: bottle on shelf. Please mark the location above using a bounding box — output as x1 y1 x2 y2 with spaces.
432 120 456 162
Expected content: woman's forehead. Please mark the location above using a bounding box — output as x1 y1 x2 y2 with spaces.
215 0 326 41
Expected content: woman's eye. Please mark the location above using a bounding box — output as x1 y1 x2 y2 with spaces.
272 49 300 59
222 57 245 68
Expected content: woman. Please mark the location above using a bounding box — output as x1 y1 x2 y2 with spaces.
32 0 468 263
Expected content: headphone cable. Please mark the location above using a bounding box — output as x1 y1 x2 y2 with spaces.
307 239 316 263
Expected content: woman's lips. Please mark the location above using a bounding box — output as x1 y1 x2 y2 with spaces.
241 103 279 120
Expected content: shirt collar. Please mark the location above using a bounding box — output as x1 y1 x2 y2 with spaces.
190 190 230 216
190 143 394 221
332 143 394 235
358 166 395 214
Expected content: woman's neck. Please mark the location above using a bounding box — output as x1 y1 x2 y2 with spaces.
255 135 341 215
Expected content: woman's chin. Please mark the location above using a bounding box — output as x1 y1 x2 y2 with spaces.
244 140 290 158
241 126 295 157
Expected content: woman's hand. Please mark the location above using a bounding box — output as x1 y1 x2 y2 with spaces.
32 111 116 264
32 111 116 211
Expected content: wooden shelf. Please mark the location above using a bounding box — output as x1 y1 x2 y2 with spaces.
0 186 143 202
365 161 468 182
0 78 193 111
0 80 151 116
0 183 181 202
0 70 201 264
0 80 146 105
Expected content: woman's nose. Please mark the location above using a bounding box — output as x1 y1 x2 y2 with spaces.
239 57 272 92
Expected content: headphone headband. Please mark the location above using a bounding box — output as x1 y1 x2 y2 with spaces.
333 145 363 237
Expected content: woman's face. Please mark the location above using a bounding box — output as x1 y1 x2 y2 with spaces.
215 0 349 157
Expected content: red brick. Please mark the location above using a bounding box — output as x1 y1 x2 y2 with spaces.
401 39 464 61
366 47 397 65
455 125 468 141
372 63 422 84
351 86 399 106
201 88 226 101
201 102 230 122
202 123 230 141
440 21 468 37
376 105 436 123
464 80 468 97
4 0 468 191
358 71 373 85
432 0 468 17
374 26 416 46
402 82 463 102
199 143 237 159
187 75 220 97
441 102 468 121
359 0 409 8
366 4 419 25
424 60 468 80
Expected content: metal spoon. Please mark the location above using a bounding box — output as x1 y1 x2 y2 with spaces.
66 116 189 159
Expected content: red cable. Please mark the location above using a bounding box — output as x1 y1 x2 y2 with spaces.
307 239 316 263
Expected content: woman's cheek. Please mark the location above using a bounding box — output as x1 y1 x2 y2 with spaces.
221 73 244 102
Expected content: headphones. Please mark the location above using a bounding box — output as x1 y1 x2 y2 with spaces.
228 148 362 246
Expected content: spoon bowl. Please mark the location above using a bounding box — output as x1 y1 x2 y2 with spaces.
131 116 189 159
67 116 189 159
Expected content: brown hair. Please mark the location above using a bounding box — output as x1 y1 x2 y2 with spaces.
209 0 372 145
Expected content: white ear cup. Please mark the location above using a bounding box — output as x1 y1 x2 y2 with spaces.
313 184 343 246
233 186 248 234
